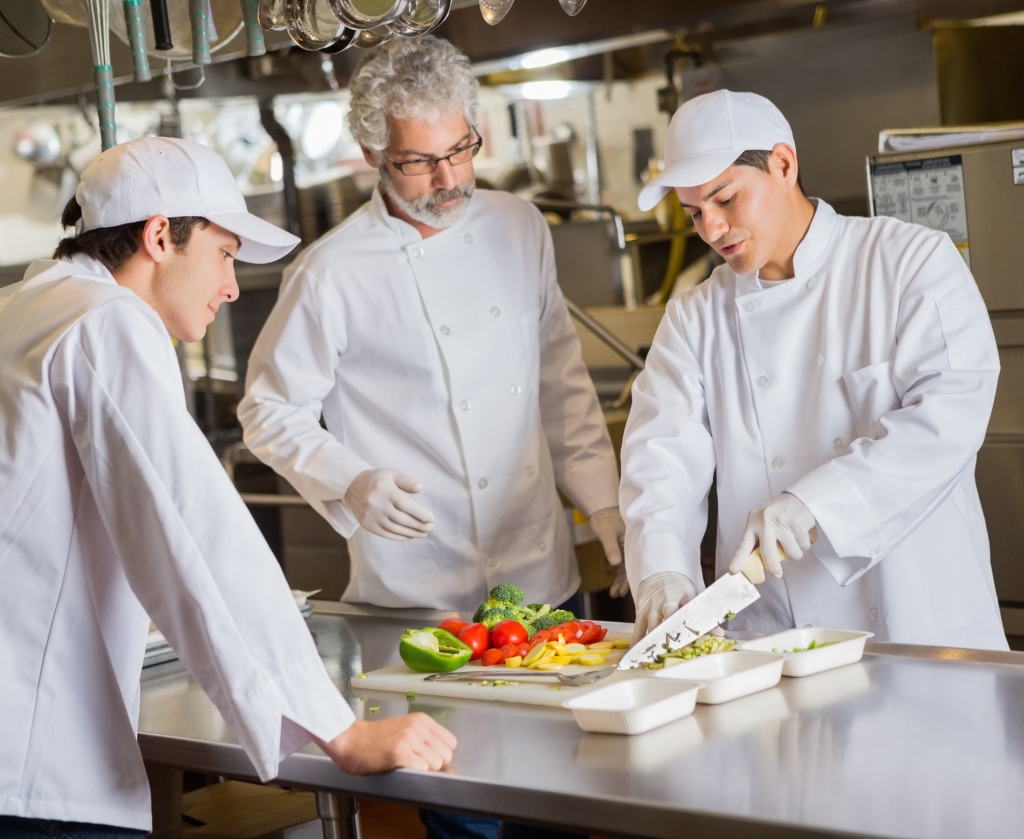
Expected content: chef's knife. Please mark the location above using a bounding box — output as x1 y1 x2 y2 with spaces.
619 528 818 669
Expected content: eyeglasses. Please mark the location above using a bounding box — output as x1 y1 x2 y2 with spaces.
387 129 483 176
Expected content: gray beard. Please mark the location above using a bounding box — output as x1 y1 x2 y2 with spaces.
380 172 475 229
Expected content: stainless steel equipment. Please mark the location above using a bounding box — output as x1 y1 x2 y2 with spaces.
868 138 1024 632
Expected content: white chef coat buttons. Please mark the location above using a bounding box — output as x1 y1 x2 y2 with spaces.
755 376 770 387
440 325 451 336
832 438 846 450
460 400 470 411
525 466 535 477
817 354 825 366
478 478 488 489
491 306 500 317
807 278 816 289
537 541 546 552
510 384 521 395
771 457 784 469
743 302 756 313
869 608 878 621
413 247 424 258
487 556 498 568
465 234 473 244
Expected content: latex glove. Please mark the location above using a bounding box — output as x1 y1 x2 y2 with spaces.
631 571 697 644
319 713 456 773
610 564 630 599
729 492 816 579
344 469 435 541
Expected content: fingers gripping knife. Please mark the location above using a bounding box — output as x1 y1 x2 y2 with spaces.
618 529 817 669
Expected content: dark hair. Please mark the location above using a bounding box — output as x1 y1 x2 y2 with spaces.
733 149 805 193
53 196 210 271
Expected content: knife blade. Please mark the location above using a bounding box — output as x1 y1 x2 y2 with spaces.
618 567 760 670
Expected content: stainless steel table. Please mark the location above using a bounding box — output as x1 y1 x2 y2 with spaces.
139 602 1024 839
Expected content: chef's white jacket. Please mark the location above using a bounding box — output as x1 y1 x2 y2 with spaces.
621 199 1007 649
0 257 354 831
239 188 619 611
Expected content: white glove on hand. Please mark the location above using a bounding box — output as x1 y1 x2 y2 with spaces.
610 565 630 599
729 492 816 579
631 571 697 644
589 507 628 599
344 469 435 541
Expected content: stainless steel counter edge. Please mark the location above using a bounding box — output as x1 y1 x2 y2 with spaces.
137 732 876 839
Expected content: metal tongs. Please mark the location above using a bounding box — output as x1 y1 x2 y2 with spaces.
425 668 615 687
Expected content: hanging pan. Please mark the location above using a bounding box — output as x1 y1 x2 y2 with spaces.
0 0 53 58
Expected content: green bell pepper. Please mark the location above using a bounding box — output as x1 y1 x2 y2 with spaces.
399 627 473 673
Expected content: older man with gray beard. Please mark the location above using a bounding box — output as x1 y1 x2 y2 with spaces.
239 36 622 839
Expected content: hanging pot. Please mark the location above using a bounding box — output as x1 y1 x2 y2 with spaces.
327 0 406 31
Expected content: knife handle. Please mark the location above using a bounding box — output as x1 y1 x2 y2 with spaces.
739 527 818 584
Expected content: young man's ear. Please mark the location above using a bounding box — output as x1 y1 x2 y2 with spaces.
769 144 800 187
140 216 174 263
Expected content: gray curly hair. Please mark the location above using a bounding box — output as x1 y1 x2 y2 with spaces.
347 36 479 155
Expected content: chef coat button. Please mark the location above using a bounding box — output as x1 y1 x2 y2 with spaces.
440 325 451 336
817 354 825 366
510 384 521 395
478 478 488 489
832 438 846 450
808 278 816 289
491 306 500 317
465 234 473 244
771 457 784 469
755 376 770 387
526 466 536 477
743 302 756 313
460 400 470 411
537 541 546 552
869 607 878 621
487 556 498 568
413 247 424 258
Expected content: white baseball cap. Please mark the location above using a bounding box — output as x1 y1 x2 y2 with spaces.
638 90 796 212
75 137 300 264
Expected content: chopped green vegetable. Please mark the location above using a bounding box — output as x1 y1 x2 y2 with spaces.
369 707 380 714
641 635 737 669
553 686 561 691
725 612 737 620
472 585 573 636
778 639 839 653
493 680 507 686
479 606 519 630
406 691 416 699
356 673 367 679
399 627 473 672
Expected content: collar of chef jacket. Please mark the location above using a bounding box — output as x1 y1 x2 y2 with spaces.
733 198 840 296
22 254 117 291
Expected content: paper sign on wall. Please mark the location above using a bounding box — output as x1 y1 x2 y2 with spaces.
870 155 971 267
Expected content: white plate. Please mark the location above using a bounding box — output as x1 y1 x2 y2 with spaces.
561 678 702 735
738 628 873 677
653 651 784 704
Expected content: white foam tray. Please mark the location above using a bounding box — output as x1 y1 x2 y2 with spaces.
561 677 702 735
653 650 784 704
738 628 873 677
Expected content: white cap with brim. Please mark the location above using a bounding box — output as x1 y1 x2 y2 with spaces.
638 90 796 212
76 137 300 265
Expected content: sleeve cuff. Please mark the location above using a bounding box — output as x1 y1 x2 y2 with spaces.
562 460 621 518
628 530 704 594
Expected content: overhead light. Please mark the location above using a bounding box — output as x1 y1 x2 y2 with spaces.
520 81 574 100
520 48 571 69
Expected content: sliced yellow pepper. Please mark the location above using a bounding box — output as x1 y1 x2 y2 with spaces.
504 656 523 668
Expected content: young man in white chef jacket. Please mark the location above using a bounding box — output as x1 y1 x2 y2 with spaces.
239 36 620 839
621 90 1007 651
239 37 625 615
0 138 454 839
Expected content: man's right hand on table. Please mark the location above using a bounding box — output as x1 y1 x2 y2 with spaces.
631 571 698 644
344 469 435 541
320 714 457 773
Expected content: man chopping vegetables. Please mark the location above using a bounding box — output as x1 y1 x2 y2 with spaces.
239 36 621 839
620 90 1007 651
0 138 454 839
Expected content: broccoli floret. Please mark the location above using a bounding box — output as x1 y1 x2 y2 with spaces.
527 603 545 612
479 607 518 630
549 609 575 624
529 614 561 632
488 583 525 607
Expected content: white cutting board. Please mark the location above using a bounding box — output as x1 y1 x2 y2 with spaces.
355 634 638 708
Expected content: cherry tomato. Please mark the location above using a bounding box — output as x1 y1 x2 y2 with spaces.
438 617 468 636
481 648 504 666
518 643 531 657
527 636 545 651
533 629 553 643
457 623 490 660
580 622 600 644
490 620 528 648
597 627 608 642
500 644 520 660
557 622 582 641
